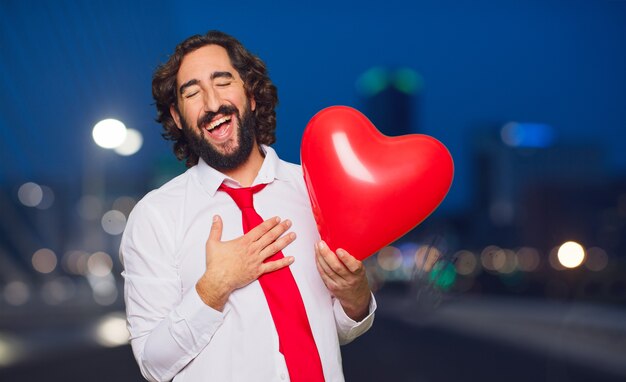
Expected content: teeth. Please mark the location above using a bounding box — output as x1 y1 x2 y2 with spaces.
207 116 231 131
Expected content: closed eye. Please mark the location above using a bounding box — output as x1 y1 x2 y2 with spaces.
185 91 199 98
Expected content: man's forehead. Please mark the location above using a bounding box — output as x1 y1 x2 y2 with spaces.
177 44 237 80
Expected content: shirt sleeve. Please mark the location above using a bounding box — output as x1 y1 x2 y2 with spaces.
120 201 224 382
332 292 377 345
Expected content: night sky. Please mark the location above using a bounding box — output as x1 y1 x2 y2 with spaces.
2 0 625 213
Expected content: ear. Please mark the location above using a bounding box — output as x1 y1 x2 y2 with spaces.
169 104 183 130
250 96 256 112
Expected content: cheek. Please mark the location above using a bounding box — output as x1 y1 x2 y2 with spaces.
182 105 203 125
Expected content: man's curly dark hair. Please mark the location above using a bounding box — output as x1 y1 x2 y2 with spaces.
152 30 278 167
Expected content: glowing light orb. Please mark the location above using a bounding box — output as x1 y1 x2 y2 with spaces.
94 313 129 347
114 128 143 156
88 252 113 277
92 119 127 149
377 246 403 271
454 250 478 276
32 248 57 274
557 241 585 269
429 262 456 290
516 247 540 272
585 247 609 272
17 182 43 207
3 281 30 306
101 210 127 235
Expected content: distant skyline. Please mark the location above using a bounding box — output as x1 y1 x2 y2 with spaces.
1 0 625 214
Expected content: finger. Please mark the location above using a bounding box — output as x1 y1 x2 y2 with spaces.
261 256 294 274
314 252 331 280
315 254 338 291
259 232 296 260
314 243 332 278
208 215 223 242
317 241 350 277
316 247 344 281
336 248 363 274
245 216 281 242
255 219 292 251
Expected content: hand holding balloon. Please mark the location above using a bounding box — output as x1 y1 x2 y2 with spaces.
314 241 371 322
301 106 454 261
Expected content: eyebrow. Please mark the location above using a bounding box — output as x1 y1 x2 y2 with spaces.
178 72 235 95
179 79 199 95
211 71 234 81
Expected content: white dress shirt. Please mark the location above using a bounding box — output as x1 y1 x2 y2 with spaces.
120 146 376 382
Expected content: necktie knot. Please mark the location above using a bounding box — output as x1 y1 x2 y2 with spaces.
219 183 267 210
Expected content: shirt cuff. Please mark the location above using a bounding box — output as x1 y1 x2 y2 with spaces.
333 292 377 344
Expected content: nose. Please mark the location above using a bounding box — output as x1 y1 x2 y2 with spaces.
203 87 222 113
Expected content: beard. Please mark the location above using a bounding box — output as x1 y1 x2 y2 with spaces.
180 102 257 172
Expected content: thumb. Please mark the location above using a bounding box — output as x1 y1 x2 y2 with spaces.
208 215 223 242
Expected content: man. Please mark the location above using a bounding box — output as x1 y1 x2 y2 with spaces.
121 30 375 382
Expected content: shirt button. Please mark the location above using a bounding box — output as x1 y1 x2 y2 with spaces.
280 372 286 380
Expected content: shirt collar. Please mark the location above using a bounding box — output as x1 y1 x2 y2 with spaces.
195 145 289 196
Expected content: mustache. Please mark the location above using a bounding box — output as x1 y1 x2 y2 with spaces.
197 105 239 128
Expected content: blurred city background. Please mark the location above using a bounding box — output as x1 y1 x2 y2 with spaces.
1 0 625 381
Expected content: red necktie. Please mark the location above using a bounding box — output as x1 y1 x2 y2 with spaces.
219 183 325 382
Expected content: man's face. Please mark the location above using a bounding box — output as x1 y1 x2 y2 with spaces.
170 44 257 170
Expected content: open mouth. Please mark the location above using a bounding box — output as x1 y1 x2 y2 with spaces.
203 115 233 139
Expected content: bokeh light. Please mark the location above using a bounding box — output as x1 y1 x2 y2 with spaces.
454 250 479 276
356 67 389 97
414 245 442 273
377 246 403 271
92 278 118 306
3 281 30 306
491 249 507 272
500 121 555 148
87 252 114 277
62 250 90 275
584 247 609 272
392 68 423 95
36 186 55 210
114 128 143 156
85 255 118 306
41 277 76 305
31 248 57 274
498 249 518 274
101 210 127 235
112 196 137 216
92 118 127 149
516 247 541 272
0 333 24 367
93 313 129 347
480 245 505 272
557 241 585 269
17 182 43 207
548 246 565 270
429 261 456 290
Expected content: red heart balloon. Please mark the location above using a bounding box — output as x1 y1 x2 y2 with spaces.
301 106 454 260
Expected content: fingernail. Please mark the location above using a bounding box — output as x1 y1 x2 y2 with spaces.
285 219 292 228
318 241 326 249
213 215 218 223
